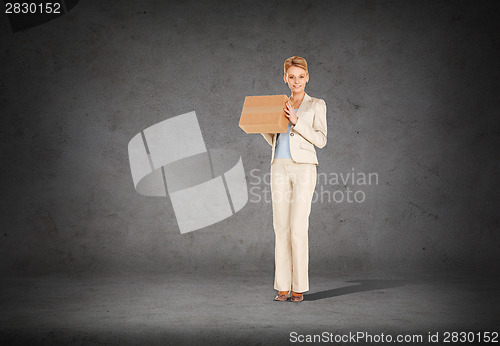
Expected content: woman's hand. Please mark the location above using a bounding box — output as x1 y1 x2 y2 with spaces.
284 101 298 125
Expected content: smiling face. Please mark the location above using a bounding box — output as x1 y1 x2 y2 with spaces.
284 65 309 93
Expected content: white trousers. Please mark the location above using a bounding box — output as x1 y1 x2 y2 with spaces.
271 158 317 293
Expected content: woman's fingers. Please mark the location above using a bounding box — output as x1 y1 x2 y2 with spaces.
284 102 297 122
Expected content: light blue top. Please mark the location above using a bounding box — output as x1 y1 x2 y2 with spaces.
274 109 298 159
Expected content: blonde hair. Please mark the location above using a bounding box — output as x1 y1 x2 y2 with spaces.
284 56 308 75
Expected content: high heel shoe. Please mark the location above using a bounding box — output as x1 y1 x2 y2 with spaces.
274 291 290 301
291 292 303 302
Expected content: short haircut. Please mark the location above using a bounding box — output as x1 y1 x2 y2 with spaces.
283 56 308 75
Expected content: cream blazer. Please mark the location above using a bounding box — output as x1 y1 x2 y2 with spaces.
261 93 327 165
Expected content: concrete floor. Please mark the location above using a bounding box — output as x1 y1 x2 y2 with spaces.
1 269 498 345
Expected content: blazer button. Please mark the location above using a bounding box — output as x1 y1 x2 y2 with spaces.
290 132 294 136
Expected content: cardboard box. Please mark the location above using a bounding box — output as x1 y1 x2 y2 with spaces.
239 95 290 133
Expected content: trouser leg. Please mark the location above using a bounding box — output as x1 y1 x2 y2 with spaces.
271 160 293 291
289 163 317 293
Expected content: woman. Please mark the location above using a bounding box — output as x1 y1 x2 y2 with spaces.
261 56 327 302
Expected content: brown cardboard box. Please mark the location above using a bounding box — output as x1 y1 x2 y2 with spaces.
239 95 290 133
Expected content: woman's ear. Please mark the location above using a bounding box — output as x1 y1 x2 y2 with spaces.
283 74 287 84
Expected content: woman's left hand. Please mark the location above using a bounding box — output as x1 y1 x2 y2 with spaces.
284 101 298 125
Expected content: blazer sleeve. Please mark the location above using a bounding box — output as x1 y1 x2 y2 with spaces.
292 99 327 148
261 132 274 147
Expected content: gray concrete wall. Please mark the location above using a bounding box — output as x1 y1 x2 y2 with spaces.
1 0 499 275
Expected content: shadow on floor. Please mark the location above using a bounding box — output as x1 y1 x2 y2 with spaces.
304 279 408 301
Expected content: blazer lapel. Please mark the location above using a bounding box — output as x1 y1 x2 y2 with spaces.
290 92 313 116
